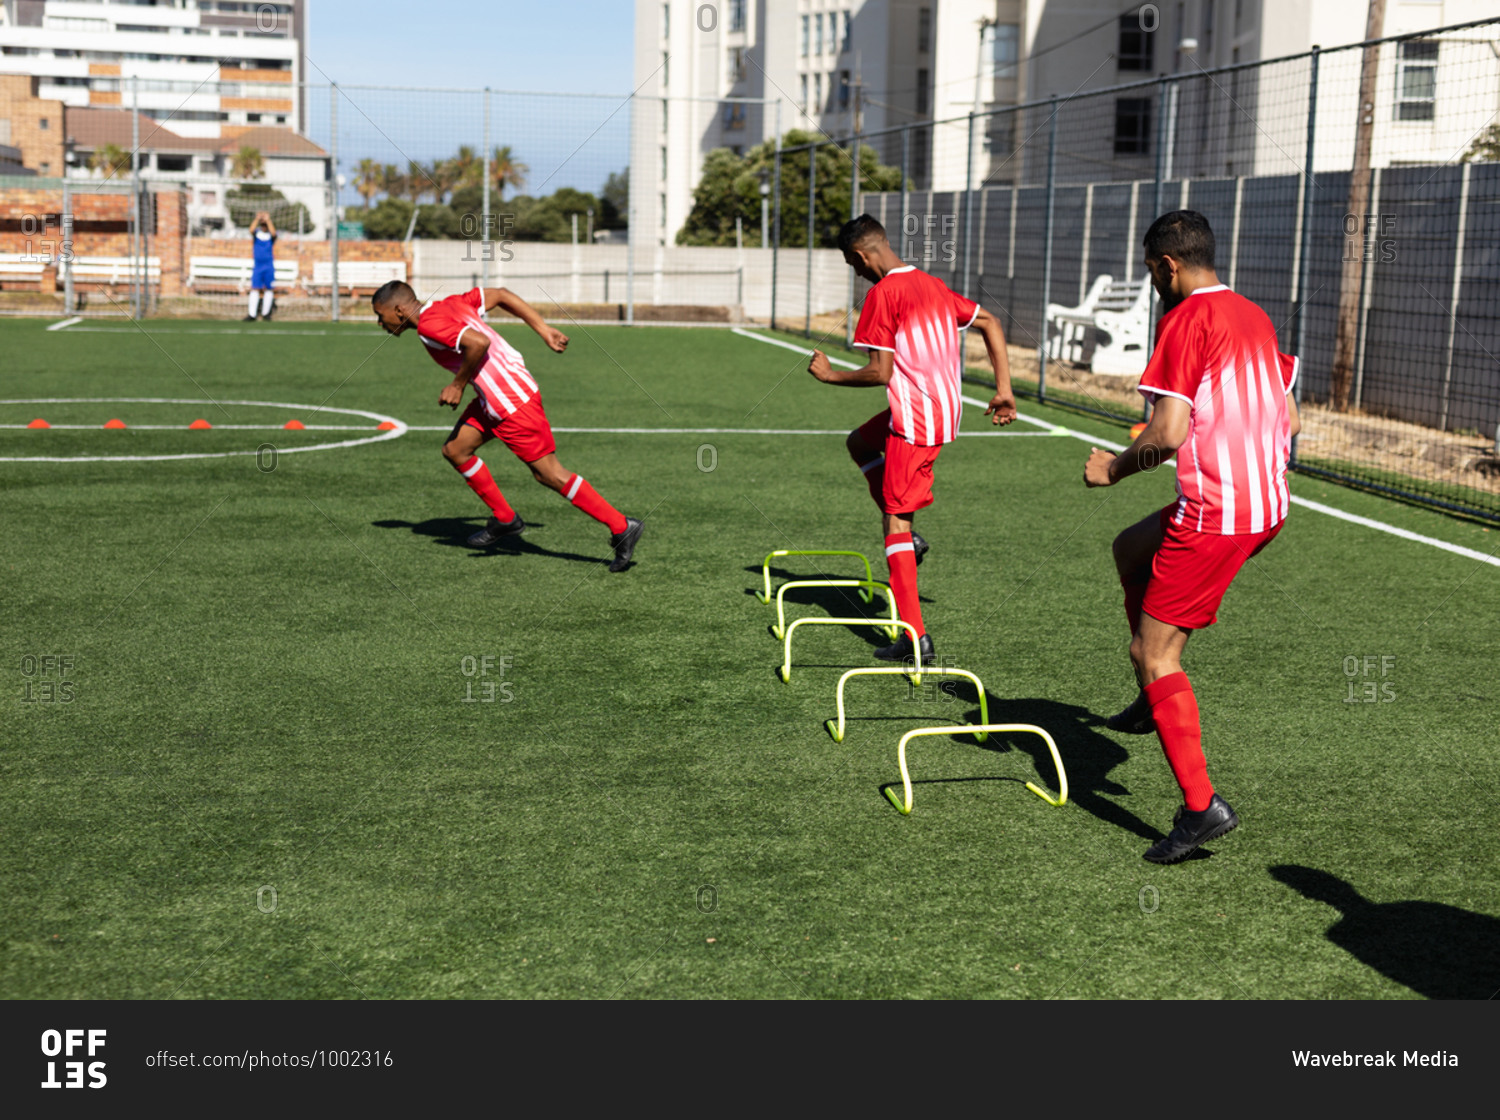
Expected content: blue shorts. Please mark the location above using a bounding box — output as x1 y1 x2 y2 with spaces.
251 264 276 289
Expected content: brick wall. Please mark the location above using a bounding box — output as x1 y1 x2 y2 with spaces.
0 75 66 175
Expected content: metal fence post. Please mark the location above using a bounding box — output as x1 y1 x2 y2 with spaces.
1036 95 1058 404
330 82 340 322
1290 45 1320 465
131 75 141 319
60 176 74 314
1143 76 1172 420
770 102 782 331
962 110 976 299
900 124 910 256
805 141 816 337
845 124 861 353
482 87 491 292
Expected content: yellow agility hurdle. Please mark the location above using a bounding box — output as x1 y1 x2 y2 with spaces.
779 617 923 685
887 724 1069 815
825 666 990 743
757 549 876 604
772 579 899 641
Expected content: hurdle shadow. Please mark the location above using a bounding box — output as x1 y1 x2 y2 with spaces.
372 518 607 566
926 692 1163 844
744 565 933 605
1270 865 1500 1000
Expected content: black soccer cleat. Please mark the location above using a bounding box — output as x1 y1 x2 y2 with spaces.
242 314 258 322
1143 794 1240 864
910 530 929 565
1105 690 1156 735
262 304 274 321
608 516 643 572
874 631 935 666
466 514 525 548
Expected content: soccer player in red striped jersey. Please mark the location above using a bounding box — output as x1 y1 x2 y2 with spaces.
1084 210 1301 864
372 282 643 571
810 215 1016 666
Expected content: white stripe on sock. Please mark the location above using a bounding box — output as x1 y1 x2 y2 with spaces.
565 475 584 501
885 542 915 557
460 457 484 479
859 455 886 475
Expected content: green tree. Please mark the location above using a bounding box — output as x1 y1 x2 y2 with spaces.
361 197 458 240
675 130 903 248
354 157 384 208
1463 124 1500 162
600 168 628 229
88 142 132 179
229 146 264 181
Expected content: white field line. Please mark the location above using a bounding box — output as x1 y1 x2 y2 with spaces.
732 327 1497 570
46 316 83 331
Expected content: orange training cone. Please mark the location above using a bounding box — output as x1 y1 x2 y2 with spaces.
103 418 127 429
27 418 50 429
189 419 213 430
283 419 306 430
1129 422 1147 440
376 421 398 431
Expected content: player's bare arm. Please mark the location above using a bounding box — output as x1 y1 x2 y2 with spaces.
1084 396 1191 487
972 307 1016 425
1287 391 1302 438
808 347 893 386
482 287 569 353
440 330 491 409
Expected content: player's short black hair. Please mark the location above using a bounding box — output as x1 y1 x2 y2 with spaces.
371 279 415 307
1143 210 1216 269
837 214 887 255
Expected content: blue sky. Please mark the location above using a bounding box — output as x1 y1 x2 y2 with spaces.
307 0 635 94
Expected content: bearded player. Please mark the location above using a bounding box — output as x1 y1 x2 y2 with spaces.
1084 210 1300 864
809 215 1016 666
372 281 643 571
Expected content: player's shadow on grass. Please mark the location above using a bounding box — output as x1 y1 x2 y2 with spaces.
940 693 1163 844
372 518 607 566
747 566 932 654
1270 865 1500 1000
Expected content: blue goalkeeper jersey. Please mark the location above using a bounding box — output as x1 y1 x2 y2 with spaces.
253 230 276 266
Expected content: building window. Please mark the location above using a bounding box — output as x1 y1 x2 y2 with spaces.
1118 14 1154 71
1396 40 1437 121
838 69 850 109
800 15 809 58
660 147 667 180
40 162 51 174
659 192 667 229
815 13 823 56
728 47 747 83
39 117 50 130
916 69 930 115
661 51 670 87
1114 97 1152 153
918 8 931 54
991 23 1019 78
661 2 670 40
158 155 191 172
727 0 745 33
800 74 808 111
842 11 852 54
814 73 823 114
723 102 746 130
661 99 669 133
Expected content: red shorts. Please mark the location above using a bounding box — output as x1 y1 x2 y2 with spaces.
459 394 556 463
858 409 942 515
1142 505 1283 630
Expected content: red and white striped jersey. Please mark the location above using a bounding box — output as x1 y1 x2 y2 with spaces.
853 266 979 447
1139 285 1299 535
417 288 540 418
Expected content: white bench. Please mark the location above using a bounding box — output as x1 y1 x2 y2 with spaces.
0 252 48 287
1047 274 1152 377
67 257 162 285
187 256 300 292
309 259 407 295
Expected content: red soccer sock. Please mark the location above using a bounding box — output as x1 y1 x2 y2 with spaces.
884 532 925 639
563 474 627 535
1122 580 1147 635
455 456 516 521
1144 671 1214 812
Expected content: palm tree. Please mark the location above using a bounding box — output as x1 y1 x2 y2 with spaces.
404 158 431 203
230 146 264 181
427 157 460 205
489 145 528 197
354 157 384 208
379 163 403 202
449 145 483 191
88 143 132 180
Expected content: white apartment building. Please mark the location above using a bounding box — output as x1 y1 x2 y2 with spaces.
636 1 1500 244
0 0 308 138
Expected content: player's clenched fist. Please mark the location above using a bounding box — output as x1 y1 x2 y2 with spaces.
439 381 465 409
541 326 569 353
807 349 833 382
985 392 1016 426
1084 447 1116 487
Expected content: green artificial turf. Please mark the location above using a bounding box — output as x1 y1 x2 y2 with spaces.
2 316 1497 999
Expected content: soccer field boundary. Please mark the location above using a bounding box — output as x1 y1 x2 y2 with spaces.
731 327 1500 571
